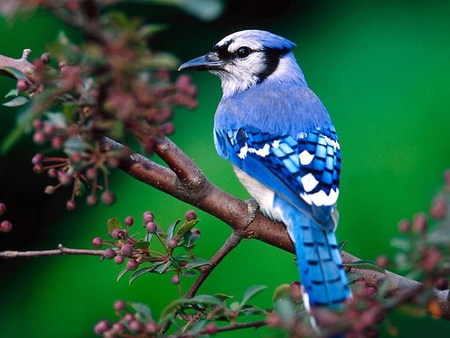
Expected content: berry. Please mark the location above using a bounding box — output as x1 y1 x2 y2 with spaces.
112 322 125 331
167 238 178 249
126 259 139 271
375 254 390 268
0 203 5 215
129 320 143 333
93 320 110 335
124 313 135 323
17 78 29 91
33 131 46 145
86 194 98 206
435 277 449 290
171 275 180 285
85 167 97 180
204 323 218 335
145 221 157 234
398 219 411 233
104 248 116 259
114 255 124 265
57 171 72 186
113 300 126 311
33 164 44 173
185 210 197 221
111 228 127 240
143 211 154 223
101 191 116 206
191 228 201 237
66 200 76 210
40 52 51 64
48 168 57 178
146 322 159 334
412 213 428 233
0 220 12 233
125 216 134 227
430 195 447 219
31 153 44 165
92 237 103 248
121 244 134 257
32 118 44 130
51 136 64 149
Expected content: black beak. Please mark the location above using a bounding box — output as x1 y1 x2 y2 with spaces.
178 52 225 71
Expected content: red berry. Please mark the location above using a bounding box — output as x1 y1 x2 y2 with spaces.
125 216 134 227
167 238 178 249
143 211 154 223
114 255 124 265
145 221 157 234
204 323 218 335
86 194 98 206
33 164 44 173
0 203 6 216
129 320 143 333
113 300 126 311
51 136 64 149
66 200 76 210
121 244 134 257
104 248 116 259
40 52 51 64
126 259 139 271
398 219 411 233
31 153 44 165
92 237 103 248
0 220 12 233
101 191 116 206
93 320 110 335
435 277 449 290
412 213 428 233
430 195 447 220
185 210 197 221
375 254 390 268
85 167 97 180
171 275 180 285
33 131 46 144
17 78 29 91
146 322 159 334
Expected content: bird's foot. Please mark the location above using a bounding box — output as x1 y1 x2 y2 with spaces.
243 198 259 230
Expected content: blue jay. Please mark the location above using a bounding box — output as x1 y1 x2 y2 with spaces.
179 30 350 309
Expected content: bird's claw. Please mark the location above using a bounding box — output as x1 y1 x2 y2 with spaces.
244 198 259 230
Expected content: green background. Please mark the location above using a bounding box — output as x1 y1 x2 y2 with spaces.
1 0 450 337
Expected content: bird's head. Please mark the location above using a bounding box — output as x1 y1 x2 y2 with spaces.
179 30 306 97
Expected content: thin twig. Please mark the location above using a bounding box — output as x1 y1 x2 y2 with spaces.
0 244 106 258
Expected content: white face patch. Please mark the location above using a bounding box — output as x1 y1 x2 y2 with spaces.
271 140 280 148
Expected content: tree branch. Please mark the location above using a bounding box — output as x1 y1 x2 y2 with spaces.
0 244 106 258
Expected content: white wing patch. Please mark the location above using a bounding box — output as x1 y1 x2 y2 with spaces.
300 173 319 192
299 150 314 165
300 188 339 207
237 142 271 159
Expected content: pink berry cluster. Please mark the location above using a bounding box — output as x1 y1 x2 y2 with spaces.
92 210 204 284
31 143 119 210
0 202 12 233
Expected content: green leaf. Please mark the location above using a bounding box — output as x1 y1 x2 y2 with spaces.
134 241 150 249
240 285 267 308
129 265 157 285
166 219 180 243
160 294 223 319
154 260 172 274
107 217 122 236
344 260 386 274
272 283 291 302
391 237 412 251
130 302 154 322
3 96 29 107
0 66 29 80
181 270 197 278
239 305 265 316
213 293 234 301
346 272 363 284
184 258 210 270
338 240 347 252
191 294 224 307
5 89 19 98
274 297 296 321
116 267 129 282
176 219 200 238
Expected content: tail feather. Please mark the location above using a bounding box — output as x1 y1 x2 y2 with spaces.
290 213 350 308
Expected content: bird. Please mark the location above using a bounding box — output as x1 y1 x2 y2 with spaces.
179 30 351 309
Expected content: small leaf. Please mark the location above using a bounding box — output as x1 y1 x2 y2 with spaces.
344 260 386 274
129 265 157 285
240 285 267 308
272 283 291 301
5 89 19 98
346 272 363 284
214 293 234 301
134 241 150 249
239 305 265 316
338 240 347 252
116 267 129 282
154 260 172 274
166 219 180 243
3 96 29 107
130 302 154 322
0 66 29 80
274 297 296 321
191 294 223 307
184 258 210 270
107 217 122 236
176 219 200 238
181 270 197 278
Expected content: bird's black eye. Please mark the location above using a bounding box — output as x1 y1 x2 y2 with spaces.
236 46 251 58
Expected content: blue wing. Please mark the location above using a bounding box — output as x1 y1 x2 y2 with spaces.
214 125 341 229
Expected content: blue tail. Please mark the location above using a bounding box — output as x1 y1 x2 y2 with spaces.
276 198 351 308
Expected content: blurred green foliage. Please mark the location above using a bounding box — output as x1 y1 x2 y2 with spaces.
1 0 450 337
